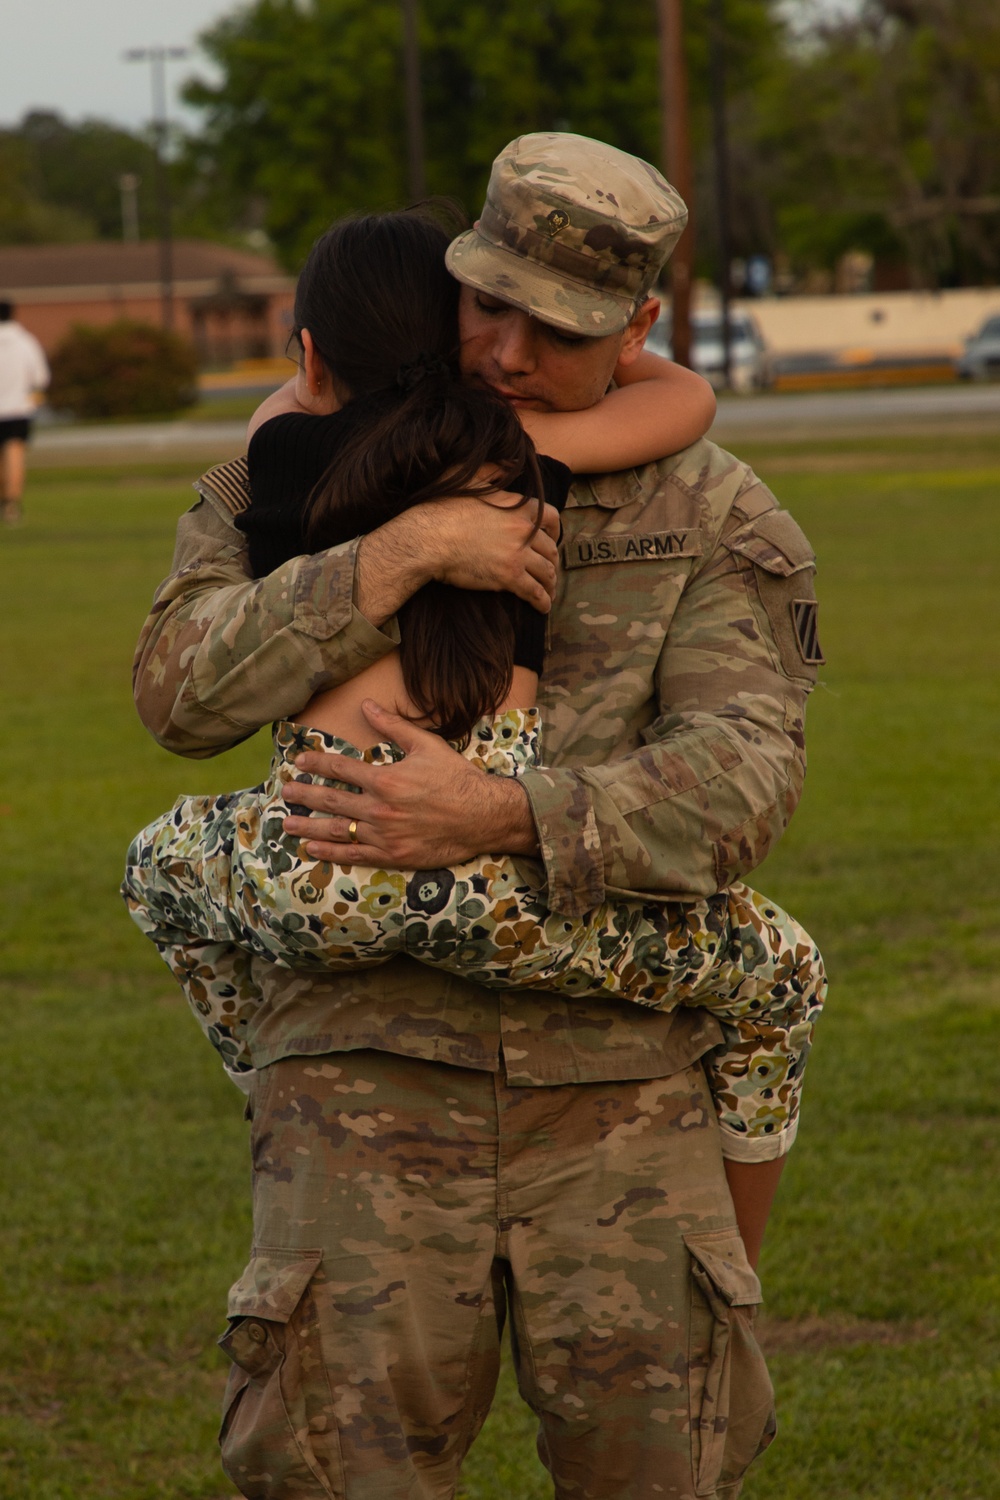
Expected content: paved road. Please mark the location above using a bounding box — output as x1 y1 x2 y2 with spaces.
32 383 1000 461
711 382 1000 436
34 418 248 456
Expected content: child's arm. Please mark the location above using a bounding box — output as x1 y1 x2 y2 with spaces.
519 353 715 473
247 331 344 440
246 377 312 440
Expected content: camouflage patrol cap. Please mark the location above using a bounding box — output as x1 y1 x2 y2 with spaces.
445 132 688 337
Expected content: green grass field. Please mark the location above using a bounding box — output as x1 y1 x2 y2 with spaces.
1 432 998 1498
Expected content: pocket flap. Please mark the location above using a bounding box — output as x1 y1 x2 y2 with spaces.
684 1229 762 1307
227 1246 323 1324
725 509 815 577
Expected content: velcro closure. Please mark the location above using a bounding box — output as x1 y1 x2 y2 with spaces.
684 1229 762 1306
227 1246 323 1323
724 509 815 576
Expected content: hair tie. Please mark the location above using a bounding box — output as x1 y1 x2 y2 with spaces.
396 353 451 394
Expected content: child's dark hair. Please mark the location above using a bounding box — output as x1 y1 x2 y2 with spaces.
293 209 543 745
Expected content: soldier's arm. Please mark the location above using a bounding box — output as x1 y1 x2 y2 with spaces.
134 474 561 759
521 485 822 916
285 482 820 905
132 491 400 757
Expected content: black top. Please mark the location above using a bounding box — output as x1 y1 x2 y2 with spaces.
239 409 572 675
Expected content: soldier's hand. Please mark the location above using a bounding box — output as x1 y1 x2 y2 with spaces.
431 486 561 612
356 489 559 622
282 701 540 866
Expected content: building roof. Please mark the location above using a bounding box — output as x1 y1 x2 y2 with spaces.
0 239 292 294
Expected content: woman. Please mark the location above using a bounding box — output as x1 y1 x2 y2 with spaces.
124 209 825 1162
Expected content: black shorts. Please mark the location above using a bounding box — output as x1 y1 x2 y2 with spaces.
0 417 32 445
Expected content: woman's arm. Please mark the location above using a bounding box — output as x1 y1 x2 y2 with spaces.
519 353 716 473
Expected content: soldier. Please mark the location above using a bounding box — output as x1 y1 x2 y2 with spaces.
133 134 825 1499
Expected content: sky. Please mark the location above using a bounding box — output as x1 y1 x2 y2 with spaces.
3 0 865 136
2 0 230 132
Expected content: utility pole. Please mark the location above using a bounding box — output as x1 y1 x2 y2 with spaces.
125 45 190 329
400 0 427 201
657 0 694 368
708 0 733 388
119 173 141 243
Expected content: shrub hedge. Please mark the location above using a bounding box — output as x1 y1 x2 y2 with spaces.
48 319 198 418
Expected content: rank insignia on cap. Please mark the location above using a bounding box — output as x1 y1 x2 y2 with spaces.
545 208 570 235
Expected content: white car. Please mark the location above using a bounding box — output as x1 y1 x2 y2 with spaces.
956 315 1000 381
646 309 772 391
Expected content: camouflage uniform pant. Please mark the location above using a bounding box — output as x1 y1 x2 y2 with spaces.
220 1049 775 1500
123 712 827 1160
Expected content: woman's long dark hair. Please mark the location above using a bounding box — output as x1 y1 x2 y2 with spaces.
293 209 543 745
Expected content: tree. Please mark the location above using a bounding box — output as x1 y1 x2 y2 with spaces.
183 0 783 270
862 0 1000 284
747 0 1000 286
183 0 411 268
0 132 97 244
0 107 262 252
17 112 160 241
0 113 160 245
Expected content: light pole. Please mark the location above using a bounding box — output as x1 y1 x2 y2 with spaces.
708 0 733 389
657 0 694 369
400 0 427 200
125 45 190 329
119 173 141 243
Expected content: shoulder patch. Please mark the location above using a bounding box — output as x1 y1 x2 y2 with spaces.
791 599 825 665
196 455 252 517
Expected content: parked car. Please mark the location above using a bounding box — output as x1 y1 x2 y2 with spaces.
956 315 1000 380
646 308 772 391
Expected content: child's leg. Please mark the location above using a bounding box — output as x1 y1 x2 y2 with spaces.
256 718 815 1055
218 714 545 973
125 717 825 1132
473 879 827 1160
683 884 828 1162
262 711 727 995
121 728 410 1078
391 831 826 1162
123 795 266 1083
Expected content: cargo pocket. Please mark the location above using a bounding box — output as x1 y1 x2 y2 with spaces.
684 1228 776 1496
218 1246 343 1499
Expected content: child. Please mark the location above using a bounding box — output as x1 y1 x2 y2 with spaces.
124 210 825 1164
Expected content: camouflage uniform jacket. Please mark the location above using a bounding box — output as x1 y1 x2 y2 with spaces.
133 439 822 1086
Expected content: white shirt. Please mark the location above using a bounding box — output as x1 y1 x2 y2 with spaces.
0 321 50 420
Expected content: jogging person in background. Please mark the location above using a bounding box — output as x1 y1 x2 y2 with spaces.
0 301 49 527
131 133 826 1500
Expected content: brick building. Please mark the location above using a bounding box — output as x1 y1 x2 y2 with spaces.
0 241 296 365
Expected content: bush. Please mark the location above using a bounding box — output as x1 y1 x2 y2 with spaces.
48 319 198 419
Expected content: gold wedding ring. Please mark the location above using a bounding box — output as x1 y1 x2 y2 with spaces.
348 820 359 844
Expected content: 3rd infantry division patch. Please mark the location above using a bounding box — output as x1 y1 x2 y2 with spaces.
791 598 824 664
